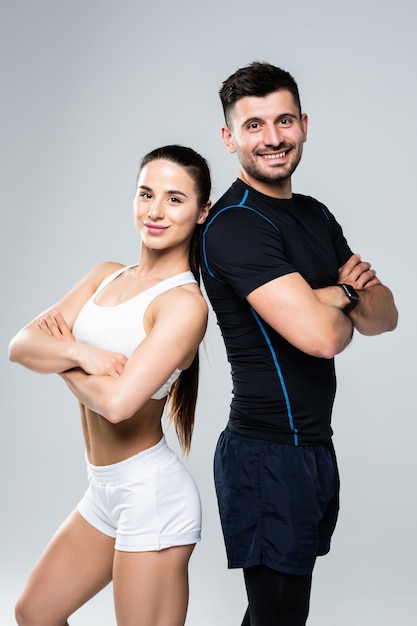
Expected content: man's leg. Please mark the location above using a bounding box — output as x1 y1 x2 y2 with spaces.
241 606 250 626
242 565 312 626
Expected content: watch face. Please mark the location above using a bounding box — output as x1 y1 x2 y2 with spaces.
339 283 359 313
344 284 359 300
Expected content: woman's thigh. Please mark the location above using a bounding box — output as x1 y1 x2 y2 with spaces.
113 544 195 626
15 509 115 626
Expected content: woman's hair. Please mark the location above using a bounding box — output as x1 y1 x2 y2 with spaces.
138 144 211 454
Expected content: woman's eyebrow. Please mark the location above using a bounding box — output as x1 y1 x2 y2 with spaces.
138 184 188 198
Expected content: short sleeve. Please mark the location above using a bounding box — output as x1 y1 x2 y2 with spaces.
202 205 296 300
321 204 353 266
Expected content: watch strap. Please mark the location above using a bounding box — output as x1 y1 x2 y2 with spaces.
337 283 359 314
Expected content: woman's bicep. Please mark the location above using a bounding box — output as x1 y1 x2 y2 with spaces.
107 294 208 419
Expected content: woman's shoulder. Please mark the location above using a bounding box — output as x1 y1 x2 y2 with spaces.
92 260 126 277
154 281 208 323
85 261 127 287
150 286 208 348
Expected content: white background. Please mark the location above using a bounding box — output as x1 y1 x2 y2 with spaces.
1 1 416 624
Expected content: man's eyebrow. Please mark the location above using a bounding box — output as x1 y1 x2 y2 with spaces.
241 112 299 128
241 116 263 128
276 112 299 120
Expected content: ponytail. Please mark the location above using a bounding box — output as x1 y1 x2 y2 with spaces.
138 144 211 455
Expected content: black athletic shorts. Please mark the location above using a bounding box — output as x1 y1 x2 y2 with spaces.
214 426 340 576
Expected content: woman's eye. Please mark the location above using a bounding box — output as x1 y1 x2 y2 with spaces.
139 191 152 199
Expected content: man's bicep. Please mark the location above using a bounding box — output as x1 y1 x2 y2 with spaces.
247 272 317 339
246 272 348 358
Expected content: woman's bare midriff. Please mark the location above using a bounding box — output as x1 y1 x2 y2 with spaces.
79 398 167 466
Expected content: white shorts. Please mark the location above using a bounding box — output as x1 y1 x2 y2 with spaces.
77 436 202 552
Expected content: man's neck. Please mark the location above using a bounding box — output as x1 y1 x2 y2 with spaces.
238 170 293 199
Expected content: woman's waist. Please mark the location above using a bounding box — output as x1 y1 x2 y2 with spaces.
84 435 176 481
81 403 165 466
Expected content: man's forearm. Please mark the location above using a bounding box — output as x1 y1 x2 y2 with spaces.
315 284 398 336
349 284 398 335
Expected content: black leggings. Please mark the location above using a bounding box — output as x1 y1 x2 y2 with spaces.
241 565 312 626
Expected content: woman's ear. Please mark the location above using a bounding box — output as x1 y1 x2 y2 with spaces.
198 200 211 224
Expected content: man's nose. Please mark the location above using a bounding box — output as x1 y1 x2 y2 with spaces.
263 124 283 148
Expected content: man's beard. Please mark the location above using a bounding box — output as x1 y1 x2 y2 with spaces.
238 147 303 184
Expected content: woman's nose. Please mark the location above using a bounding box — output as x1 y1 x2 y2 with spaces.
147 199 163 219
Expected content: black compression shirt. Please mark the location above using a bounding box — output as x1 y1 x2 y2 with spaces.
201 179 353 445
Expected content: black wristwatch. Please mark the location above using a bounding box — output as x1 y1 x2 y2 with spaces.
337 283 359 314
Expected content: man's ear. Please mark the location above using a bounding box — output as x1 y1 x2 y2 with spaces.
301 113 308 143
221 125 236 154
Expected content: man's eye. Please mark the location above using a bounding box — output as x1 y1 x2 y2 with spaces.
249 122 259 130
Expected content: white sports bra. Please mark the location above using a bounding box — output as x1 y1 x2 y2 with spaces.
72 266 198 400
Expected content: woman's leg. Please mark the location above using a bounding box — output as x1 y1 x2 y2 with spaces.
243 565 312 626
113 544 195 626
15 509 115 626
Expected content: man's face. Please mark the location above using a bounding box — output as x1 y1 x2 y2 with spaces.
222 89 308 197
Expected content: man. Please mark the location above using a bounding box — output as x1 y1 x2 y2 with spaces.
201 62 398 625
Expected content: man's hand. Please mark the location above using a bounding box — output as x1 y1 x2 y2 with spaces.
337 254 398 335
338 254 380 289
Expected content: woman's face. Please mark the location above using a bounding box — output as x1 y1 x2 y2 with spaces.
134 159 209 252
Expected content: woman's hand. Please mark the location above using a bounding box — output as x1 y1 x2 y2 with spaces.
75 345 128 377
38 309 75 341
39 310 127 377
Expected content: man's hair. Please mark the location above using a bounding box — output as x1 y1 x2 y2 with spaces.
219 61 302 126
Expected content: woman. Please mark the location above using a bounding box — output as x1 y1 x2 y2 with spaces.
8 145 212 626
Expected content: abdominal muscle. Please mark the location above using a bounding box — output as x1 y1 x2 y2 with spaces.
79 398 167 466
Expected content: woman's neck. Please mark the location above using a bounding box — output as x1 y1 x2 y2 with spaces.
134 246 191 280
